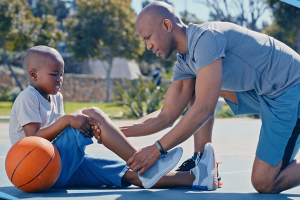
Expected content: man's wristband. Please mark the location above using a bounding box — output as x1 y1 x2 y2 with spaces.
155 140 167 156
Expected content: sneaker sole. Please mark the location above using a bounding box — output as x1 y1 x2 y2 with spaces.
211 144 218 190
140 147 183 189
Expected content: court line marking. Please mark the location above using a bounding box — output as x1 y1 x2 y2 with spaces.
219 170 252 174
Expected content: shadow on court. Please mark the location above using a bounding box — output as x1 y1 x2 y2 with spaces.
1 186 300 200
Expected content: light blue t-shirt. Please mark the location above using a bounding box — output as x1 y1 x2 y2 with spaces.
173 22 300 97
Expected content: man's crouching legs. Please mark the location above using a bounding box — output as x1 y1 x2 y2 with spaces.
252 156 300 193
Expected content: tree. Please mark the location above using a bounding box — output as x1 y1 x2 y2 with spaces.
0 0 65 92
32 0 69 22
194 0 268 31
267 0 300 54
180 10 203 25
0 0 37 91
65 0 145 102
264 24 297 53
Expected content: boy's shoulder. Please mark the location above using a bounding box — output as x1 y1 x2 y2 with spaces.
14 86 39 104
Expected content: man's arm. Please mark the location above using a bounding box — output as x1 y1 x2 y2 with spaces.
23 109 100 141
127 58 222 175
120 77 196 137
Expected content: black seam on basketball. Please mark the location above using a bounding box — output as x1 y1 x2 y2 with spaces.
43 155 61 190
18 151 55 189
11 145 39 182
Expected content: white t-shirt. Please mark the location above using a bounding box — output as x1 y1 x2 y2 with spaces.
9 86 65 145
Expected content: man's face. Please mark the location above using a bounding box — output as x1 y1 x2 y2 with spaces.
136 17 175 60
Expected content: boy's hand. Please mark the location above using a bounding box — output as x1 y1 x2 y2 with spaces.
91 125 102 143
69 108 100 138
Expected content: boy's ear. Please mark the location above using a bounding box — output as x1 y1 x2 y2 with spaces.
29 69 37 81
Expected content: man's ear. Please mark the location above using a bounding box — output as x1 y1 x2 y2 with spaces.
29 69 37 81
162 19 172 32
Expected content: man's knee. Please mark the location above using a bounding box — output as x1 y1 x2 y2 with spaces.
251 157 282 194
251 173 277 194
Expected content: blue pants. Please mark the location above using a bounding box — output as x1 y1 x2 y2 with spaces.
50 126 130 188
225 84 300 168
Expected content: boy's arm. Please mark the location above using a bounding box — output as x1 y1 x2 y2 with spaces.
23 109 100 141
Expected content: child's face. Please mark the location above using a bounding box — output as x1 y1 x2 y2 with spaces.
34 57 64 100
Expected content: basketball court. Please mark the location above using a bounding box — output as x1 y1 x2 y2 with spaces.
1 118 300 200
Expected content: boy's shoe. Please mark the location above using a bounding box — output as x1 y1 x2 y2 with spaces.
176 154 223 187
191 143 218 190
138 147 183 189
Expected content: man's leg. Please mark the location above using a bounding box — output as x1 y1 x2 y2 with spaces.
194 90 237 153
177 90 236 171
252 157 300 193
252 84 300 193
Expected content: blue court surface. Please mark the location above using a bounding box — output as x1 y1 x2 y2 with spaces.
1 119 300 200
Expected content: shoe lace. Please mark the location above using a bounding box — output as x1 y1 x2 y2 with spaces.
177 157 194 170
196 152 202 162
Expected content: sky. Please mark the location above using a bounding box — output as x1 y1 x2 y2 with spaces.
130 0 274 29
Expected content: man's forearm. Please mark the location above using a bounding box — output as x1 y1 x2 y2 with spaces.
159 104 214 152
121 110 176 137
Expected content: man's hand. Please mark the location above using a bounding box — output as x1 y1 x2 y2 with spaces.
119 125 132 137
69 108 100 138
126 144 161 175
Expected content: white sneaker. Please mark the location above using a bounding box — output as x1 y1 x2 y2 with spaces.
191 143 217 190
138 147 183 189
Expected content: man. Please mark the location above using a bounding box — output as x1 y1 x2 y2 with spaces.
120 1 300 193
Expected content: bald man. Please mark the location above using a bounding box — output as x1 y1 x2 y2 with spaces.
122 1 300 193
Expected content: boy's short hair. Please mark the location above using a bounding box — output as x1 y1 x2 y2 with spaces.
24 46 64 73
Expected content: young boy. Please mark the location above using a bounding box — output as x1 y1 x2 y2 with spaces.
8 46 211 190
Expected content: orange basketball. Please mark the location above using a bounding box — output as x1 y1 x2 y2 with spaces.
5 136 61 192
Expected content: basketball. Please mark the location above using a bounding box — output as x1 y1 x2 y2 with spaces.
5 136 61 192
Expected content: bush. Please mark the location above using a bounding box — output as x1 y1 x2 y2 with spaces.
215 104 235 118
0 87 20 102
113 76 169 119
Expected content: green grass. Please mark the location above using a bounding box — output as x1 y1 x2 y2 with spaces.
63 102 123 115
0 101 13 115
0 101 124 116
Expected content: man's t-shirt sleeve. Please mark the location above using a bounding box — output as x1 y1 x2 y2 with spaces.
15 92 42 127
193 30 227 70
173 53 195 81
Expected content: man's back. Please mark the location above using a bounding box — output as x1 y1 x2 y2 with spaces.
174 22 300 97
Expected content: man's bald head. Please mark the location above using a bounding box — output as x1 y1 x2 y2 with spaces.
24 46 64 73
136 1 181 29
135 2 186 59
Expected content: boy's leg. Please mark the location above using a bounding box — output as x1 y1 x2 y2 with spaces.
83 107 185 189
123 170 195 188
51 126 93 188
82 107 137 161
65 155 131 188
